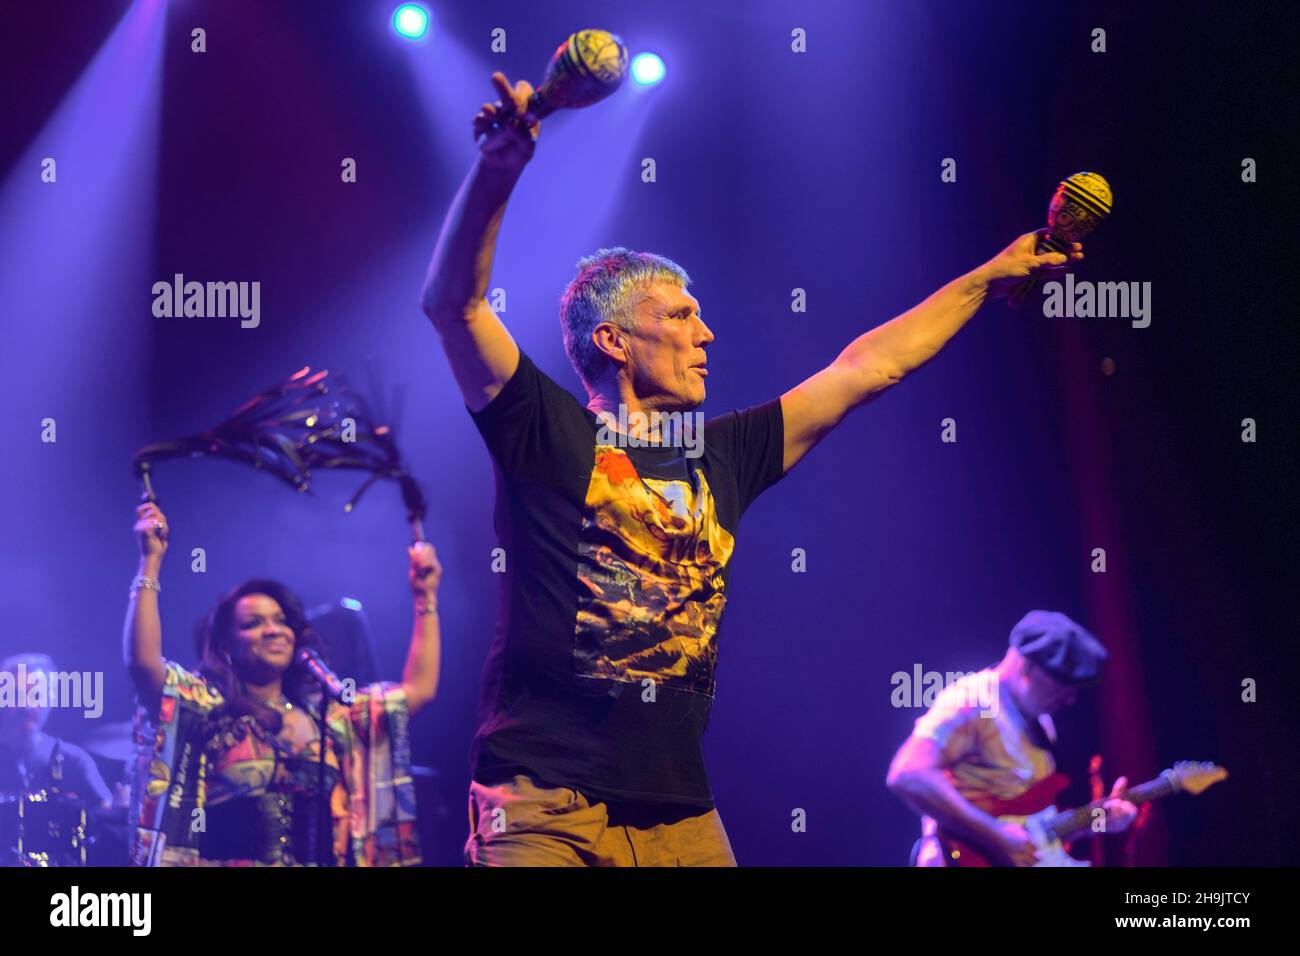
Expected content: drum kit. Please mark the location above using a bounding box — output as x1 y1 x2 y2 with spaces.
1 722 132 867
1 789 91 866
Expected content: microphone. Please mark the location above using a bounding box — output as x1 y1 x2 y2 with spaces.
296 647 346 702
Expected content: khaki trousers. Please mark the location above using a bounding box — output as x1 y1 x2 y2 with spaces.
465 773 737 867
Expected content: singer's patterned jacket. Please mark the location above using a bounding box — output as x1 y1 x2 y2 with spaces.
129 660 420 866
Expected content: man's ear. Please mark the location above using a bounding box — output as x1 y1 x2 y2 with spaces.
591 322 628 366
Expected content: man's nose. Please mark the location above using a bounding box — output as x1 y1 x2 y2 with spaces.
695 316 714 344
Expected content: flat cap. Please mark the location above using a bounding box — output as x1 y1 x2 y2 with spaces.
1009 610 1107 685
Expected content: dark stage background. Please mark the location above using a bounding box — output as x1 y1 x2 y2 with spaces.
1 0 1294 866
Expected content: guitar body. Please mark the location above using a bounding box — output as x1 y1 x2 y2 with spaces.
936 773 1087 867
929 761 1227 867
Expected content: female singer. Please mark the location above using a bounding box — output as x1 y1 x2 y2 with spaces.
122 501 440 866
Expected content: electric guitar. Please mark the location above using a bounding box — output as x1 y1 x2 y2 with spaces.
937 761 1227 867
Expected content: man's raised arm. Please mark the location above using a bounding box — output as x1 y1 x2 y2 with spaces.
420 71 538 413
778 232 1085 473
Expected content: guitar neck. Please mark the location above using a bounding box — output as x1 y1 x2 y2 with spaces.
1044 771 1177 840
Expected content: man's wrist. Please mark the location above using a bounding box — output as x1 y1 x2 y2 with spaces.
473 155 525 192
138 556 163 577
413 592 439 615
972 811 1007 846
959 267 991 300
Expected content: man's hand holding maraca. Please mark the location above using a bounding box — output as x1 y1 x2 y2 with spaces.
975 229 1085 301
473 71 541 174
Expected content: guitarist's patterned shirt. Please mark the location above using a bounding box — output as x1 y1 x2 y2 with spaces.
467 350 785 809
912 668 1057 802
910 669 1058 864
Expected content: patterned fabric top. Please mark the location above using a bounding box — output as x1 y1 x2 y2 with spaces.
129 660 420 866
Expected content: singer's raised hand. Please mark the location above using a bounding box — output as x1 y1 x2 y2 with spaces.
125 502 169 707
977 230 1084 300
134 501 170 560
409 541 442 598
403 541 443 713
473 71 541 172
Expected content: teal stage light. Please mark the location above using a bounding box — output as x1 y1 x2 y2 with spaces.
393 4 429 40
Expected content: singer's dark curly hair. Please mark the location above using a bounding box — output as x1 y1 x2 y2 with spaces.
193 578 322 734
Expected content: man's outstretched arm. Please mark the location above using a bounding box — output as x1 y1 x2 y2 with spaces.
779 232 1084 473
420 72 537 413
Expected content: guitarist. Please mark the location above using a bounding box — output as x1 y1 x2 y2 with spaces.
887 611 1138 866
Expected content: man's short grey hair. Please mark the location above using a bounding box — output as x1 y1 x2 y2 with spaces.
559 247 690 390
2 653 55 674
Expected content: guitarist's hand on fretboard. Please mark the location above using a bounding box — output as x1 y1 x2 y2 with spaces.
933 762 1226 866
1101 776 1139 835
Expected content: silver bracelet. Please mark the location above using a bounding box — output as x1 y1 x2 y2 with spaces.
414 599 438 616
131 575 161 594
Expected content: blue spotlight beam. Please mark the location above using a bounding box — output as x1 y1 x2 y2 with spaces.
631 52 665 86
393 4 429 40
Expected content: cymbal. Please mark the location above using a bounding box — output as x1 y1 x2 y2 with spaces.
80 721 135 762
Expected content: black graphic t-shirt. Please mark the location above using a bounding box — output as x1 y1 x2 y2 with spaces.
468 350 785 808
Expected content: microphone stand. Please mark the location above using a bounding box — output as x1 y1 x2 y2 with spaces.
317 692 329 866
299 649 346 866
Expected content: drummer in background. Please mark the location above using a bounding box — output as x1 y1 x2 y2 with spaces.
0 653 113 810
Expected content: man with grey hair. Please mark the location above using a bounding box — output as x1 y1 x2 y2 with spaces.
421 71 1084 866
1 654 112 812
